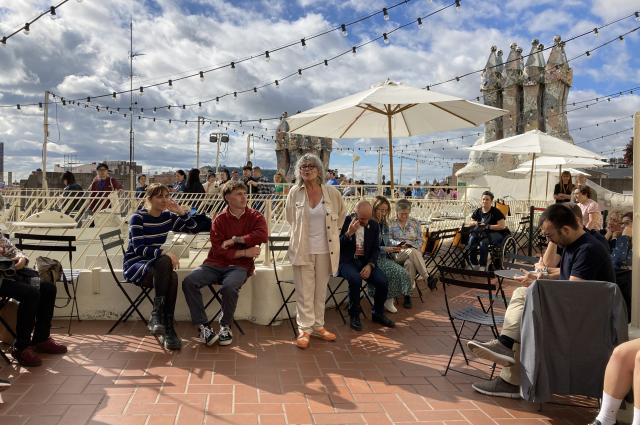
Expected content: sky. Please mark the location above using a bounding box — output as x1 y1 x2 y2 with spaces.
0 0 639 183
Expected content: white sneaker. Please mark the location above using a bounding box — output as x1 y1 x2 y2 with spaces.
197 324 218 346
384 298 397 313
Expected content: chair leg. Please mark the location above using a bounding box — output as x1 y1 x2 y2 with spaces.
268 283 297 338
108 289 150 334
0 348 11 364
325 279 347 325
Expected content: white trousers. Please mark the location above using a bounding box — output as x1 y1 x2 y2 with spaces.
292 253 332 334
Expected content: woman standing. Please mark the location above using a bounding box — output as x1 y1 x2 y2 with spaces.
371 196 412 313
553 171 574 203
124 183 197 350
576 186 602 231
286 154 346 349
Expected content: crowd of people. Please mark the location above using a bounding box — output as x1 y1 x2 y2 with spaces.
2 159 636 424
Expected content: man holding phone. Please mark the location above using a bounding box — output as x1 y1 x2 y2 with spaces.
466 203 614 399
338 201 394 331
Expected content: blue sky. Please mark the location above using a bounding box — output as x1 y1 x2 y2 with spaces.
0 0 639 182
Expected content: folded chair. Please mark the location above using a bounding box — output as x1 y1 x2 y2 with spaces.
99 230 154 334
14 233 80 335
438 265 505 379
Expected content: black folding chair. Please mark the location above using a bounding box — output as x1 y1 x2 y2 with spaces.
325 277 348 325
203 284 245 335
14 233 80 335
336 279 373 319
0 296 16 363
99 230 154 334
438 265 505 380
267 236 297 337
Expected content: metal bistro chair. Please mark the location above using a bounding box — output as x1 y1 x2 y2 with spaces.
14 233 80 335
0 296 17 363
438 265 505 380
99 230 154 334
203 284 246 335
267 236 298 337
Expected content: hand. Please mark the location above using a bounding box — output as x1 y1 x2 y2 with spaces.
166 252 179 269
221 238 235 249
347 219 360 237
244 246 261 258
13 257 27 270
167 198 187 215
360 264 372 280
515 269 537 286
386 246 402 253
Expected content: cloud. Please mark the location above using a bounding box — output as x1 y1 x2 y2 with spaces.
0 0 638 183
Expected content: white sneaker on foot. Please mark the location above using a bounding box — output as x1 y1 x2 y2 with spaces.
384 298 397 313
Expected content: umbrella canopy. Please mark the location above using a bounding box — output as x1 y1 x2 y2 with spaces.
466 129 605 159
518 156 607 168
466 129 603 201
508 167 591 176
286 80 507 192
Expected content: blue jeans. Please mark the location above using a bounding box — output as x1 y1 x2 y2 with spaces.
468 232 505 266
338 259 388 317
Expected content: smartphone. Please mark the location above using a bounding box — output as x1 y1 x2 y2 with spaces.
188 207 198 216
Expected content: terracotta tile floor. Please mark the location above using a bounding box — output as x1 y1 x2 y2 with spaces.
0 282 597 424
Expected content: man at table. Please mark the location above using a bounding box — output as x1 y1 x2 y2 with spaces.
466 203 614 399
0 235 67 367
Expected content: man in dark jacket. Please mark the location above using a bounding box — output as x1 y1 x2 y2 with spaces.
338 200 394 331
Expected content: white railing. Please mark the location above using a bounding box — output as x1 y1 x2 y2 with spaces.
0 188 552 269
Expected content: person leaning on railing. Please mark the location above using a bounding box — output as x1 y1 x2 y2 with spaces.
87 162 122 213
576 186 602 231
123 183 198 351
286 153 345 349
0 235 67 367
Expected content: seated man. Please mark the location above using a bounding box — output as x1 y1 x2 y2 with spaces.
338 200 394 331
466 203 614 399
0 235 67 367
183 181 268 346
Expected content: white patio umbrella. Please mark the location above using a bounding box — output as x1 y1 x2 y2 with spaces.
286 80 507 193
467 129 604 201
508 167 591 200
518 156 607 168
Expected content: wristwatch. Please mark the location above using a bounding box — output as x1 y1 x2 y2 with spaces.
232 235 241 244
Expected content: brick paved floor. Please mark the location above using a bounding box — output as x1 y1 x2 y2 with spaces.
0 282 598 424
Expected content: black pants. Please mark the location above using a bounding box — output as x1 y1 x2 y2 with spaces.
338 259 388 317
141 255 178 315
0 271 56 350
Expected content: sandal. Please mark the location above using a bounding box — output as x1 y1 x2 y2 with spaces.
296 332 310 349
311 327 336 342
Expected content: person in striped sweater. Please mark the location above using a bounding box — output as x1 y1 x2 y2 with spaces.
123 183 197 350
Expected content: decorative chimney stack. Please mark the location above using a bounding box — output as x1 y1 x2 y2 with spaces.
523 40 546 131
544 36 573 142
503 43 524 137
481 45 504 143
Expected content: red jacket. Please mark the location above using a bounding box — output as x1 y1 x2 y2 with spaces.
204 207 268 275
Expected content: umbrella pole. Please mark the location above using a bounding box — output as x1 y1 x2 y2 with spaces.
527 153 536 203
545 172 549 200
387 113 395 196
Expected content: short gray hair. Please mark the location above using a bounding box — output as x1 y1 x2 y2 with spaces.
396 198 412 212
294 153 325 186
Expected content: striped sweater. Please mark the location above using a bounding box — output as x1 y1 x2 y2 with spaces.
123 209 197 283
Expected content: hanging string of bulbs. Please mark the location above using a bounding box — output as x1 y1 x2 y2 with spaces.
0 0 74 46
2 0 459 110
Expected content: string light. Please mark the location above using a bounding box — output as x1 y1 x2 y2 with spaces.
301 38 306 49
139 87 144 95
23 23 30 35
593 27 599 36
417 17 423 29
383 33 389 44
112 92 117 99
199 71 204 81
168 79 173 88
341 24 348 37
352 46 357 55
49 6 57 20
383 8 389 20
265 50 270 61
230 61 235 69
2 0 73 45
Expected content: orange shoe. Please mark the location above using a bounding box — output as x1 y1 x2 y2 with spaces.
296 332 310 349
311 327 336 342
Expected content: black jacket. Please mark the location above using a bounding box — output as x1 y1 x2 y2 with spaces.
339 214 380 267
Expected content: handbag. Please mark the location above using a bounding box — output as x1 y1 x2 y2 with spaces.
36 256 72 307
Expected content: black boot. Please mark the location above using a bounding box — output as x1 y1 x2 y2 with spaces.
403 295 412 309
349 304 362 331
148 296 165 335
162 313 181 351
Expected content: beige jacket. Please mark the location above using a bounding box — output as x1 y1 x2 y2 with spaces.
285 183 346 275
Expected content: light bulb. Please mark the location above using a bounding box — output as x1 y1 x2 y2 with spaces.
49 6 57 20
301 38 306 49
199 71 204 81
383 33 389 44
352 46 357 55
417 17 423 29
383 8 389 20
265 50 270 61
341 24 348 37
139 87 144 95
593 27 599 37
24 23 30 35
298 69 302 78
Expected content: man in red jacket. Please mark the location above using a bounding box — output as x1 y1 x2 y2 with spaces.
182 181 268 346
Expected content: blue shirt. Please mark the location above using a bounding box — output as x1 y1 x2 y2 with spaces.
560 231 615 282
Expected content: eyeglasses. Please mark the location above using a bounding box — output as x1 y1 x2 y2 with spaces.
300 164 316 170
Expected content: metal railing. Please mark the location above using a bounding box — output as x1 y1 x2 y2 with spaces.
0 188 552 269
